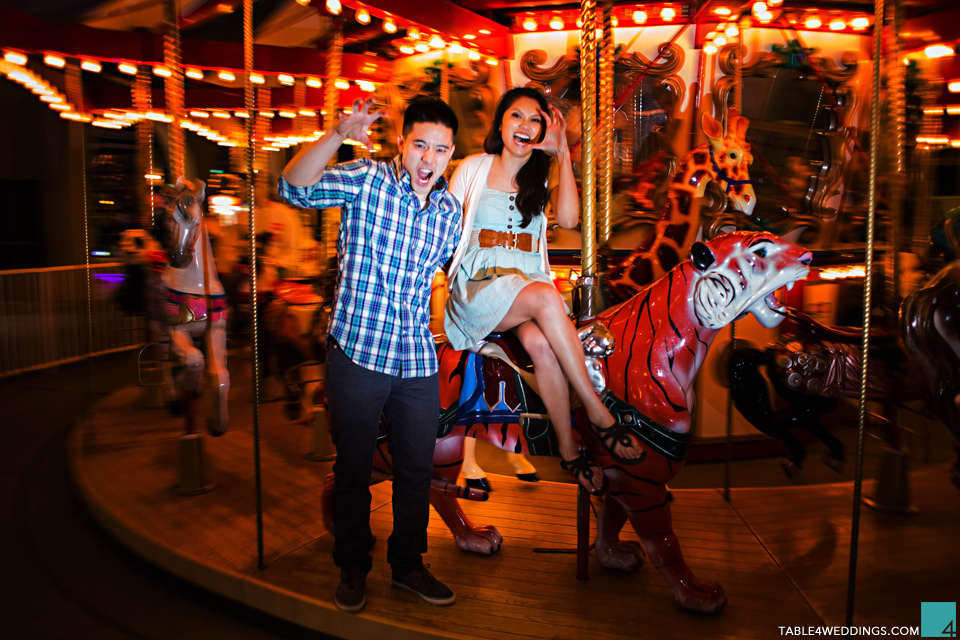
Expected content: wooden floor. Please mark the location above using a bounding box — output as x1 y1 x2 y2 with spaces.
70 372 960 640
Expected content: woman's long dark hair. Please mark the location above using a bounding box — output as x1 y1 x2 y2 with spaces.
483 87 551 229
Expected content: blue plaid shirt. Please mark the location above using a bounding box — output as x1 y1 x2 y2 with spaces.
278 156 461 378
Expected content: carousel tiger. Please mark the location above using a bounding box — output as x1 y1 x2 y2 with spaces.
321 231 812 614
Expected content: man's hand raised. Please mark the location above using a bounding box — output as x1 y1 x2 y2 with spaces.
335 98 386 152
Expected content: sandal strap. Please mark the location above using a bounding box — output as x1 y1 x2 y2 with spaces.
560 449 597 481
595 421 635 448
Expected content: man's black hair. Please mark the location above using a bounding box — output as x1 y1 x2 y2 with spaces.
402 97 458 137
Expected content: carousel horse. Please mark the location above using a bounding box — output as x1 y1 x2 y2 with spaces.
602 107 757 305
156 177 230 436
724 336 845 478
727 217 960 487
902 261 960 488
727 274 960 488
322 230 812 614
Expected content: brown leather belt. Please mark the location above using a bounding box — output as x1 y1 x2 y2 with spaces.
475 228 534 252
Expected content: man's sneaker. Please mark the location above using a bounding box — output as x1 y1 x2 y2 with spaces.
392 564 455 606
335 566 367 613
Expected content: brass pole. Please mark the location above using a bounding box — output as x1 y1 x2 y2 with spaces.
889 0 906 305
242 0 265 571
724 24 743 503
132 70 154 226
579 0 598 320
324 26 343 135
164 0 185 179
847 0 883 625
598 0 614 247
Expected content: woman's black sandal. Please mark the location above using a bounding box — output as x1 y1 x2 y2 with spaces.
560 449 608 496
591 421 643 465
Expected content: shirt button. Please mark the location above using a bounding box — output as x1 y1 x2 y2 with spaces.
509 205 514 210
509 195 515 201
507 225 513 229
508 217 513 221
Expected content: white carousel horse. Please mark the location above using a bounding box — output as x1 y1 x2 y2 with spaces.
156 177 230 435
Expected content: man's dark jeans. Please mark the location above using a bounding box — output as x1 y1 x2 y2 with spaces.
325 339 439 575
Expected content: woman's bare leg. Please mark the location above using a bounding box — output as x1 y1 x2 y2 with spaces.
496 283 641 460
514 321 604 493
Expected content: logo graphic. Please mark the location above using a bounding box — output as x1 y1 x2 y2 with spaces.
922 602 957 638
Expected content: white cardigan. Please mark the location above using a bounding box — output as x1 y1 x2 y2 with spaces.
445 153 551 290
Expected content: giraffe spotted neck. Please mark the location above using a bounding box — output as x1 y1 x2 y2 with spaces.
603 108 756 305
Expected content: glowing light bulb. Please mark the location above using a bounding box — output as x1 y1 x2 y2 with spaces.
633 10 647 23
523 16 537 31
661 7 676 21
4 51 27 65
44 54 66 68
549 15 564 30
704 43 719 55
218 70 236 81
804 16 822 28
325 0 341 16
383 18 397 33
925 45 955 58
355 8 370 25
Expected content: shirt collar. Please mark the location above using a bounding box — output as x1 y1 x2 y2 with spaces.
391 155 449 198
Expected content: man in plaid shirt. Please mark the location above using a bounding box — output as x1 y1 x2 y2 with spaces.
279 97 461 613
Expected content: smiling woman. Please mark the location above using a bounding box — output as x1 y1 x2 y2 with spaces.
443 87 645 496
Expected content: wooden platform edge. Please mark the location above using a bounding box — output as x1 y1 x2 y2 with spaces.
67 413 475 640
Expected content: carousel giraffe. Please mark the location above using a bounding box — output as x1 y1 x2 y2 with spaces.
603 108 756 304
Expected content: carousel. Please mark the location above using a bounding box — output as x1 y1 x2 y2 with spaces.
1 0 959 637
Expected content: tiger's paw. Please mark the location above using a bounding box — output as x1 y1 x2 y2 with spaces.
596 539 645 572
672 579 727 615
454 525 502 554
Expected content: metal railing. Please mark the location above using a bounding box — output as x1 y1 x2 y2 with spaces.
0 263 145 377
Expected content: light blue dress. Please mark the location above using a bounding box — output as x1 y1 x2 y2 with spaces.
444 187 553 350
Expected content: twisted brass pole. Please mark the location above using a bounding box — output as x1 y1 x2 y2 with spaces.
598 0 614 247
847 0 883 624
164 0 184 179
579 0 598 320
324 27 343 135
242 0 265 571
889 0 906 304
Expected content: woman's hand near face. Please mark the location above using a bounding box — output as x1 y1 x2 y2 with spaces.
530 104 569 158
